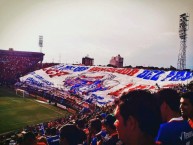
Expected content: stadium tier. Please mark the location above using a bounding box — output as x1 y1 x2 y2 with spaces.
0 49 44 85
1 64 193 145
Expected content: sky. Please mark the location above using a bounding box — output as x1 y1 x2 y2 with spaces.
0 0 193 69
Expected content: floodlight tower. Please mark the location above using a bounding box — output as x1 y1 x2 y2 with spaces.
39 35 43 53
177 13 189 70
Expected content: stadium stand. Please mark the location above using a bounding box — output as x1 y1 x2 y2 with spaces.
1 52 193 144
0 49 44 86
1 78 193 144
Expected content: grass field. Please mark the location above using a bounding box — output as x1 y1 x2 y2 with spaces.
0 87 70 134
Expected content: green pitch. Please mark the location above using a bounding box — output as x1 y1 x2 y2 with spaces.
0 87 70 134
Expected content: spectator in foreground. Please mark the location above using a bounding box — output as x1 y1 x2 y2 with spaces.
46 127 59 145
21 132 37 145
179 92 193 144
180 92 193 120
156 88 182 122
87 118 102 145
114 90 161 145
155 88 185 145
98 114 120 145
59 124 86 145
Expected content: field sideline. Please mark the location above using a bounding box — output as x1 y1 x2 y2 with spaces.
0 87 70 134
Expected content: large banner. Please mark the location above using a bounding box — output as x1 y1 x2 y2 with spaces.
19 64 193 106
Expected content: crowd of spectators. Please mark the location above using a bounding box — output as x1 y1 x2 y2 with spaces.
1 49 193 144
35 63 60 70
1 68 192 145
0 50 44 86
1 85 193 145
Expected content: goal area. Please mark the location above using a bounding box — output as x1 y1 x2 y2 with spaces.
15 89 29 98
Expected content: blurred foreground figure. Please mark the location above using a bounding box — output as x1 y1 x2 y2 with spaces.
59 124 86 145
114 90 161 145
179 92 193 145
155 89 185 145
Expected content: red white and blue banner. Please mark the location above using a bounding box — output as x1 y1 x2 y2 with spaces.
20 64 193 106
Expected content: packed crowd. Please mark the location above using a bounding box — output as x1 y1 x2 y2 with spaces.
1 50 193 144
0 56 42 86
1 86 193 145
0 50 44 86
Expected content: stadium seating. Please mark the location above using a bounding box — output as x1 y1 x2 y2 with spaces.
0 50 44 85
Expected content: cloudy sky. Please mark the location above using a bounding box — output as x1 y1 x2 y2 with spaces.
0 0 192 69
